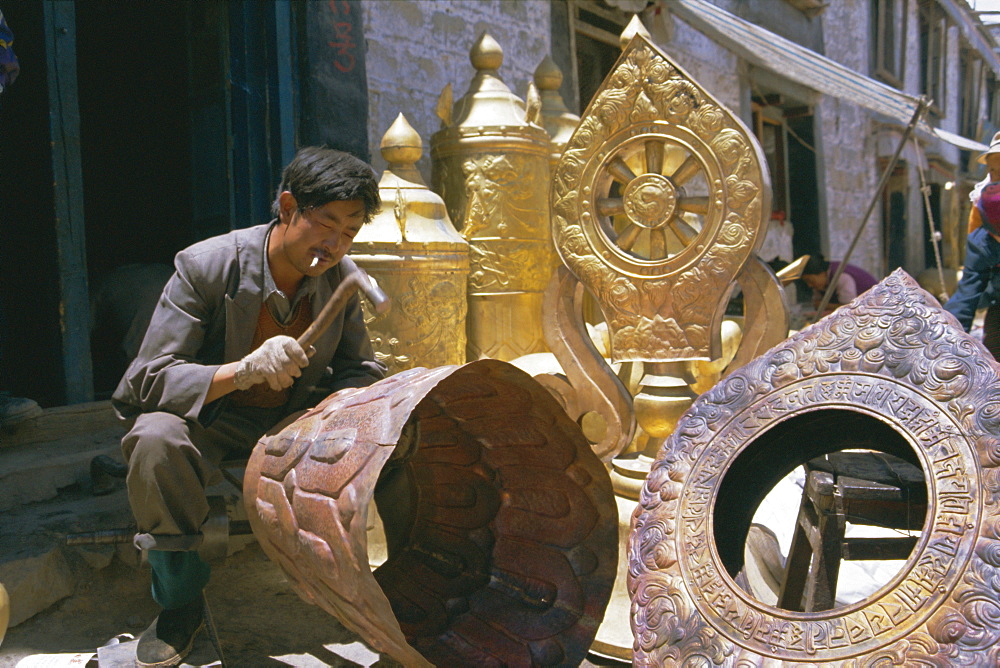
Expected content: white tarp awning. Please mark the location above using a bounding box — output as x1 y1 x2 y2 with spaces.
668 0 989 152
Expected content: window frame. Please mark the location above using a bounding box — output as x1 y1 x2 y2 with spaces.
919 0 948 116
872 0 907 88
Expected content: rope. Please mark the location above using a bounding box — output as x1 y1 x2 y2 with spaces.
913 136 949 303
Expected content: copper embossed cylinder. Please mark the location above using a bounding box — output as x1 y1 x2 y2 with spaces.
353 113 469 373
431 32 556 362
629 271 1000 665
244 360 617 667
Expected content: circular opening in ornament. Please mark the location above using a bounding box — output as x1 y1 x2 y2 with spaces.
712 409 927 613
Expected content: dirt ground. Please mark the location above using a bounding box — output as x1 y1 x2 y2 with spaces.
1 541 623 667
1 541 399 667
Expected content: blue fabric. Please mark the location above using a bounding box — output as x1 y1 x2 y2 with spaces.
147 550 211 610
944 226 1000 331
0 10 19 90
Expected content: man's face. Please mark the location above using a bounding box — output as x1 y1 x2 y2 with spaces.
987 152 1000 174
802 272 826 291
276 193 365 276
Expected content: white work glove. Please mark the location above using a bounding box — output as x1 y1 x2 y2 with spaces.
233 335 311 391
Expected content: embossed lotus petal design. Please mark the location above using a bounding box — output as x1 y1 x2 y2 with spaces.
552 36 769 362
628 270 1000 665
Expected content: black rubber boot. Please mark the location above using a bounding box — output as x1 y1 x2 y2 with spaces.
135 594 205 667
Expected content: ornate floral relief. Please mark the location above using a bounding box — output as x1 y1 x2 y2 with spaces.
551 37 769 362
458 152 548 241
362 271 468 374
629 272 1000 665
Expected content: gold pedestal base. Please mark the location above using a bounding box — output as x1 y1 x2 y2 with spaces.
590 455 656 662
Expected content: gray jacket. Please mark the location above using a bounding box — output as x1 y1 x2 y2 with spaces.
112 222 385 425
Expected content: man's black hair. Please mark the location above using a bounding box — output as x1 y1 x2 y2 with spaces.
803 254 830 276
273 146 381 223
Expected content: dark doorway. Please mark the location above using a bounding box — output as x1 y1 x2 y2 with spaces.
788 115 820 262
883 175 908 273
76 2 227 398
0 1 64 406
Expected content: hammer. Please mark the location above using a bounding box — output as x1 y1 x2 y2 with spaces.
298 256 390 349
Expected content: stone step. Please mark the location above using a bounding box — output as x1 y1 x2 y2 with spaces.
1 400 123 448
0 402 127 512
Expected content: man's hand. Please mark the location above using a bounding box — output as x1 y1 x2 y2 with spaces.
233 335 311 391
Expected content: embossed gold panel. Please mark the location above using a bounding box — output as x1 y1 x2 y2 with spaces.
629 271 1000 665
354 113 469 373
552 36 769 362
432 33 557 362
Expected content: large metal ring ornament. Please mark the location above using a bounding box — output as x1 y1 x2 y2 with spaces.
628 271 1000 665
244 360 617 667
552 36 769 363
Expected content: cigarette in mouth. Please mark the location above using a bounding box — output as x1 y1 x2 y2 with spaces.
309 257 320 269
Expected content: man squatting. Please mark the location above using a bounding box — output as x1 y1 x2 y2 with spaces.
112 147 387 666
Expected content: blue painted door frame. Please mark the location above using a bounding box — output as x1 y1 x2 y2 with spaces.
43 1 92 404
229 0 297 229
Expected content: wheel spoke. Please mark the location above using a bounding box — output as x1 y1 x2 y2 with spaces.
678 196 709 215
668 217 699 244
645 139 665 175
670 154 701 186
616 223 642 251
650 227 667 259
608 156 637 184
597 197 625 217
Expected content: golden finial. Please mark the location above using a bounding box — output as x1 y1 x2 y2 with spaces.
533 55 563 92
380 113 422 168
620 14 650 50
470 31 503 71
532 55 580 158
435 83 453 127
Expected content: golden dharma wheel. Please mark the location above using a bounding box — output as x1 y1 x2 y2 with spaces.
582 124 722 275
553 36 769 363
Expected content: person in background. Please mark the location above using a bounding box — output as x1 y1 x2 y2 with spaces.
943 132 1000 361
800 253 878 315
0 6 42 429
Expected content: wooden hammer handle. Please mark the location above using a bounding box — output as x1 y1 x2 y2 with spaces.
297 257 389 350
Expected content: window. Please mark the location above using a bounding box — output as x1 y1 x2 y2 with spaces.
919 0 948 114
753 105 788 216
959 48 984 140
571 0 633 114
872 0 905 86
987 72 1000 129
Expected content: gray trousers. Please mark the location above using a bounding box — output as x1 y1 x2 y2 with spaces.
122 406 288 551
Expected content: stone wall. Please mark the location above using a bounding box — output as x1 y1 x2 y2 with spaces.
362 0 552 183
817 0 881 275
